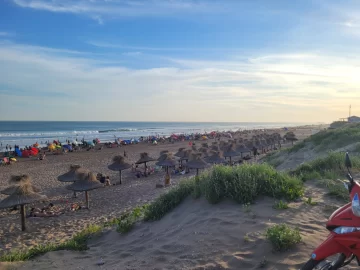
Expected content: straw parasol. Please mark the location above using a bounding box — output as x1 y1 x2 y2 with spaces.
180 149 193 161
66 172 102 209
174 148 186 158
1 175 40 195
185 154 209 175
236 144 251 158
223 144 240 164
156 153 177 186
198 147 209 157
205 151 226 164
160 150 169 155
136 152 155 173
108 155 132 185
0 183 47 231
58 165 89 197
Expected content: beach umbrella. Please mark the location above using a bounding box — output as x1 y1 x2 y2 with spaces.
236 144 251 158
185 154 209 176
1 175 41 195
160 150 169 156
180 149 193 161
191 145 198 152
156 153 177 185
135 152 155 173
198 147 209 157
0 183 47 231
205 151 226 164
223 144 240 164
108 155 132 185
58 165 89 197
66 172 102 209
174 148 186 158
210 144 221 152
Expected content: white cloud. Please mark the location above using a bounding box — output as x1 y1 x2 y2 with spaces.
12 0 223 18
1 42 360 122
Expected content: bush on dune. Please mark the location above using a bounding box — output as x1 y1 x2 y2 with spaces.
198 164 303 204
292 151 360 181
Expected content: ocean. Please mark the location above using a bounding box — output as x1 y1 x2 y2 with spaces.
0 121 310 149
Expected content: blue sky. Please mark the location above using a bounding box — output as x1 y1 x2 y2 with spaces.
1 0 360 122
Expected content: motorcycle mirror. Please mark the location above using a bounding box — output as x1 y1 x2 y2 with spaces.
345 152 352 169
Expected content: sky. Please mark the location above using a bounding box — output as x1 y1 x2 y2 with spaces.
1 0 360 122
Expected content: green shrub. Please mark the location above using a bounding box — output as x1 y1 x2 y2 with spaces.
293 152 360 181
0 224 102 262
288 140 306 153
273 200 289 209
116 205 148 233
310 123 360 151
144 178 195 221
198 164 303 204
266 224 301 251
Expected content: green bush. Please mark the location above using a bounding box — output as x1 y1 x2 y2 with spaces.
310 123 360 151
144 178 196 221
116 205 148 233
273 200 289 210
266 224 301 251
0 224 102 262
198 164 303 204
288 140 306 153
293 152 360 181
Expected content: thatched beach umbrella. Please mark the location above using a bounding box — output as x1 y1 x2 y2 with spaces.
185 154 209 176
284 131 298 145
66 172 102 209
198 147 209 157
223 144 240 164
156 153 177 185
58 165 89 198
236 144 251 158
201 143 209 148
108 155 132 185
205 151 226 164
0 183 47 231
1 175 40 195
135 152 155 173
174 148 186 158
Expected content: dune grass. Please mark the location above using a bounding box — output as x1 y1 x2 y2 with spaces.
292 151 360 182
0 224 102 262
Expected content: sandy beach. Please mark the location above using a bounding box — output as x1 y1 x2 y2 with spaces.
0 125 325 269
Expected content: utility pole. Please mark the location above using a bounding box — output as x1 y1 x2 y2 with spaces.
349 104 352 118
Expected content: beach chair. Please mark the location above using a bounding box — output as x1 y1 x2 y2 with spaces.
3 158 10 165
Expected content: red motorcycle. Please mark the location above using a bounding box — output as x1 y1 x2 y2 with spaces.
301 153 360 269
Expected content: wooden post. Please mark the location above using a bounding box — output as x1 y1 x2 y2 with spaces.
20 205 26 231
229 156 232 165
73 191 77 198
119 170 122 185
196 168 199 176
85 191 89 209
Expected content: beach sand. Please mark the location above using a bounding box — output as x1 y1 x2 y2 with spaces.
8 180 354 270
0 125 328 269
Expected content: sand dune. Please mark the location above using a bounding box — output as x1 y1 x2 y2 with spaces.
9 180 356 270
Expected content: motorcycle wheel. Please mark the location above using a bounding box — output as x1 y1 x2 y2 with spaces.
300 253 350 270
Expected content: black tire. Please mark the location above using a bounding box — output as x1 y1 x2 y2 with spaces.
300 259 320 270
299 253 348 270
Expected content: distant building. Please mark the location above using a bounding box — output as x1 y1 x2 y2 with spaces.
348 116 360 123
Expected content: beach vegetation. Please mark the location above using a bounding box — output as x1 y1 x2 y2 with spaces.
304 197 317 206
273 200 289 210
265 224 301 251
0 224 102 262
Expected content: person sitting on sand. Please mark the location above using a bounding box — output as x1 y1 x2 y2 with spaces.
29 208 63 217
70 203 81 211
38 152 46 160
105 176 111 186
